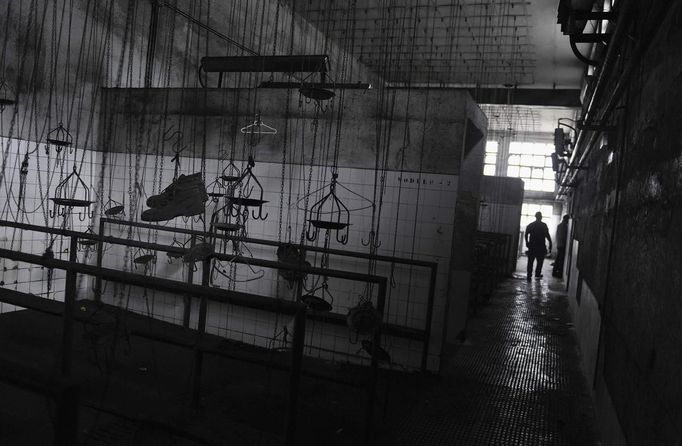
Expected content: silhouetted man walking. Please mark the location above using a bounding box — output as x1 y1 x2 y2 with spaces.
525 212 552 282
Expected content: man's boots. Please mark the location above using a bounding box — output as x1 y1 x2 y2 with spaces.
141 173 208 222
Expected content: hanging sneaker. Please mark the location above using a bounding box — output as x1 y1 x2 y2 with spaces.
141 175 208 222
146 173 205 208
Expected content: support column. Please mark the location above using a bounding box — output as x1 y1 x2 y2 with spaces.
60 236 79 377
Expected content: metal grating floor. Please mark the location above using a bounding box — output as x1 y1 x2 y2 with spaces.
387 264 601 445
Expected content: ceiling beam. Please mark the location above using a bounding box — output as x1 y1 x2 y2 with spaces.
383 87 581 107
473 88 581 106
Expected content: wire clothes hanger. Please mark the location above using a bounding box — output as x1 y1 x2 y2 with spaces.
240 113 277 135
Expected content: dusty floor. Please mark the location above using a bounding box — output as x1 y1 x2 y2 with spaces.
0 261 600 445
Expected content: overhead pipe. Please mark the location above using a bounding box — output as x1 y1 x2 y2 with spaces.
557 0 635 194
570 37 599 66
558 0 674 196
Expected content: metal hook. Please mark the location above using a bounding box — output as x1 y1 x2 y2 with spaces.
336 230 348 245
305 221 320 242
228 205 241 219
305 222 318 242
361 231 381 249
251 206 268 221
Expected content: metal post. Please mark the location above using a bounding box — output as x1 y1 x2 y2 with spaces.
94 218 105 302
421 266 438 372
183 236 196 328
191 258 210 408
60 236 79 377
285 308 305 446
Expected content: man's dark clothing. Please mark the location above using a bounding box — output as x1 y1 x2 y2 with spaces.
526 221 550 250
526 220 550 278
528 249 546 278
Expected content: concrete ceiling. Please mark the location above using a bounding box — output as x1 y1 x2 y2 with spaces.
293 0 586 89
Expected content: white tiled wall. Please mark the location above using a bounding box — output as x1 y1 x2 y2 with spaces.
92 152 458 371
0 136 98 312
0 139 458 370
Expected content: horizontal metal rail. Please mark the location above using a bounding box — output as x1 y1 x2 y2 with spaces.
94 233 420 340
100 217 438 371
0 217 436 370
0 246 305 314
101 218 437 268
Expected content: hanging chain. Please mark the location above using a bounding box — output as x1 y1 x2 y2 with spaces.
272 0 280 56
299 112 320 245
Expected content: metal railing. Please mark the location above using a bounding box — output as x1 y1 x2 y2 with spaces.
0 218 390 445
98 217 439 372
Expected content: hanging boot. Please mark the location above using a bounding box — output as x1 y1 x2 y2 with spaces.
141 174 208 222
146 173 205 208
